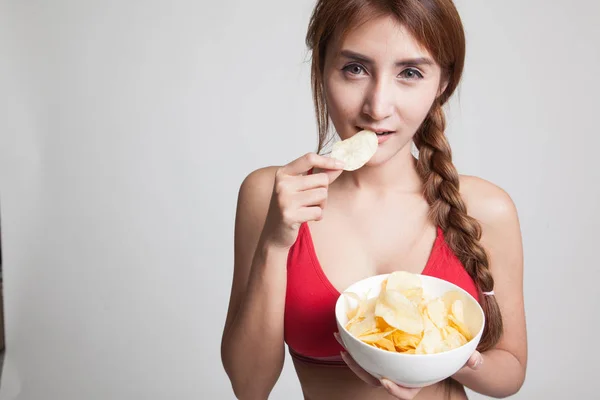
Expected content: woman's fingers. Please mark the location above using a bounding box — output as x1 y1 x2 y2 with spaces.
295 206 324 223
333 332 344 347
335 332 380 386
465 350 484 370
292 172 331 191
281 152 344 177
295 187 328 207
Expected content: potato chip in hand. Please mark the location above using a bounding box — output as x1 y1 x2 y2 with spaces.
330 130 378 171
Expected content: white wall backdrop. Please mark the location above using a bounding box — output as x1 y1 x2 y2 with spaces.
0 0 598 399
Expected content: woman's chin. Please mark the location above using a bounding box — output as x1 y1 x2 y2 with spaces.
363 153 392 168
363 147 412 169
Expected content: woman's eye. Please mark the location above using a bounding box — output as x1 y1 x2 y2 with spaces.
343 64 366 75
400 68 424 80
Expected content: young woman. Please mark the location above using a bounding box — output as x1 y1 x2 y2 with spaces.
221 1 527 399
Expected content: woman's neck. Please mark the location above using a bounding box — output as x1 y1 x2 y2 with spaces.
338 145 423 195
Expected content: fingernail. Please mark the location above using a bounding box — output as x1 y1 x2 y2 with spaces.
334 159 345 168
380 379 391 390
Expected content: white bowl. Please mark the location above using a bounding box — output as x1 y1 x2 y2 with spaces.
335 273 485 388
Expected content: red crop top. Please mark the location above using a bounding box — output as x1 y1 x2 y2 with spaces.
283 222 480 366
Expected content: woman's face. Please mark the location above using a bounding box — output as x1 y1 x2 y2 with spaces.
323 14 446 167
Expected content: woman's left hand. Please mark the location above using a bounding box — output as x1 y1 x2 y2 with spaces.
334 332 483 400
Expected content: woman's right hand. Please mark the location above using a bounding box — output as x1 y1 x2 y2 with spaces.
261 152 345 249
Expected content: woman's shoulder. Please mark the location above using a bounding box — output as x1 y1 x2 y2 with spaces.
458 175 523 274
239 165 279 193
234 166 280 227
458 174 520 229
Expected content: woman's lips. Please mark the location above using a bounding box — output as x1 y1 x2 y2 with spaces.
353 127 396 144
376 132 395 144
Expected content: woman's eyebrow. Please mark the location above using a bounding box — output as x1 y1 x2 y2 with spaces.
340 49 434 67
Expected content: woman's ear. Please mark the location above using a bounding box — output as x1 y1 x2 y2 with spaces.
438 78 449 98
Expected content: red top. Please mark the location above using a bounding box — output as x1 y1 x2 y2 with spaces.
283 222 480 365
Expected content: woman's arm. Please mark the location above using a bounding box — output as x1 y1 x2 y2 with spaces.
221 167 288 400
221 154 345 399
452 176 528 397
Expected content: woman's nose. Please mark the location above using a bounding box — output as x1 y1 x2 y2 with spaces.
362 79 394 121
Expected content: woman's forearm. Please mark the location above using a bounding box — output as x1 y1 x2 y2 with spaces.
452 349 526 398
221 242 289 399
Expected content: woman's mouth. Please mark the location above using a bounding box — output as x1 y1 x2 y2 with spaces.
356 126 395 135
355 127 396 143
376 132 394 144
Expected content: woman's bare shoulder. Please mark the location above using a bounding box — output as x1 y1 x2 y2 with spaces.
238 166 279 201
458 174 519 228
236 166 280 225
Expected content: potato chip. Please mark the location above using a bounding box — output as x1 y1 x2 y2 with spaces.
346 293 375 325
386 270 421 293
448 314 472 341
347 313 377 337
343 271 477 355
330 130 378 171
344 292 363 321
402 287 424 304
373 337 396 352
415 327 445 354
390 330 421 351
422 312 437 331
451 299 465 323
360 331 394 343
444 326 468 348
442 291 466 315
426 298 448 329
376 289 424 335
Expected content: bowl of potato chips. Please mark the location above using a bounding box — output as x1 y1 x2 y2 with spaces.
335 271 485 388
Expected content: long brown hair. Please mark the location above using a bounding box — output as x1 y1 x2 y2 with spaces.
306 0 503 353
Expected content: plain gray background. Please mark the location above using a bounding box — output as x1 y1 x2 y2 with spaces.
0 0 599 399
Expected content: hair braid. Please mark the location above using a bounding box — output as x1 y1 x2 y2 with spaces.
414 100 503 352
